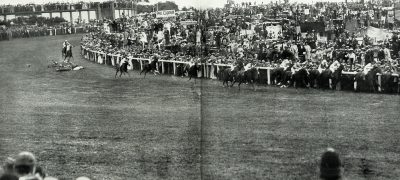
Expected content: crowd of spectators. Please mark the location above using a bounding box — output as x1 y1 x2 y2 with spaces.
81 1 400 75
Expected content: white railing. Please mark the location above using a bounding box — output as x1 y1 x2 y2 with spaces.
80 45 399 91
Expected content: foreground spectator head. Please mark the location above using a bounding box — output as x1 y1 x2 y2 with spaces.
1 157 15 175
0 173 18 180
14 152 37 177
320 148 342 180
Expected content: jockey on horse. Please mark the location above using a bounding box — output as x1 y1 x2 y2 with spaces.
62 40 74 62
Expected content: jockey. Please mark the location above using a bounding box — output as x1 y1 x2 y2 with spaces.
280 59 290 70
363 62 373 74
244 62 253 71
329 60 340 73
291 60 302 74
318 59 329 73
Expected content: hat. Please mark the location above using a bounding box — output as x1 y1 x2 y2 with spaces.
14 152 36 166
320 148 341 180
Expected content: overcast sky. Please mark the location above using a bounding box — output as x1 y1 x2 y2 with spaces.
1 0 347 8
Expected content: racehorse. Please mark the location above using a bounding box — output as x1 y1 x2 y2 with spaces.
292 68 310 88
115 61 130 78
308 69 320 88
231 67 259 91
380 72 399 93
140 58 160 78
61 46 67 58
219 66 234 87
64 46 74 62
354 66 383 92
218 65 242 87
183 63 200 82
270 67 285 85
318 64 344 90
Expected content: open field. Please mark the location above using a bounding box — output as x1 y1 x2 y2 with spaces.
0 35 399 180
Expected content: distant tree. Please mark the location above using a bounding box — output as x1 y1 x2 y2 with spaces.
181 6 188 11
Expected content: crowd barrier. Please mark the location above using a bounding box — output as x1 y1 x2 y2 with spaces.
46 27 86 36
81 45 400 93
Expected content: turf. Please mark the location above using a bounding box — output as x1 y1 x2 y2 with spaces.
0 35 399 180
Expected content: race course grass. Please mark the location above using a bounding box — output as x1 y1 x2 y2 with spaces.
0 34 399 180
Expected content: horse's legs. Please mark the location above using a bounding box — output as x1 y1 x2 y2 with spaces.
115 70 119 78
120 71 122 77
231 80 236 87
188 76 191 81
238 81 242 90
140 69 144 75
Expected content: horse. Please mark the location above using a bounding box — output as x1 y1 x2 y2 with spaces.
270 67 285 85
140 59 160 78
231 67 259 91
64 47 74 62
183 63 200 82
61 47 67 58
115 61 130 78
318 64 344 90
308 69 320 88
292 68 310 88
354 66 383 92
380 73 399 93
218 66 235 87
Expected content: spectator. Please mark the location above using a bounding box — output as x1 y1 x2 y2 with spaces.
319 148 343 180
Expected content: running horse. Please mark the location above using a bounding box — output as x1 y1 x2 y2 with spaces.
231 64 259 91
354 66 383 92
115 60 130 78
183 62 201 82
140 57 160 78
318 64 344 90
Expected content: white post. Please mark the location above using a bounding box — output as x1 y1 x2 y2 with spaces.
140 60 143 70
377 74 382 92
267 68 271 85
128 58 133 70
354 81 357 91
173 62 177 75
162 62 165 74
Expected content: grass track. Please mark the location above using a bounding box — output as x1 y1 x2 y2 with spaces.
0 35 399 179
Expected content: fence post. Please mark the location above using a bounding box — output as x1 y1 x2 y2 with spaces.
162 62 165 74
377 74 382 92
173 62 177 75
267 68 271 85
128 57 133 70
140 60 143 70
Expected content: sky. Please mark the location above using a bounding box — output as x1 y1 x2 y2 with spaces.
1 0 347 8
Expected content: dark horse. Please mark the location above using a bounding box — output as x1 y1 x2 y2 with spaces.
318 64 344 90
62 47 67 58
292 68 310 88
354 66 383 92
115 61 130 78
140 59 160 78
308 69 320 88
231 67 259 91
183 63 200 82
218 65 240 87
380 72 399 93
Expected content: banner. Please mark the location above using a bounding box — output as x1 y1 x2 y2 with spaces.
264 25 282 40
180 21 197 26
156 10 175 18
304 9 309 15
